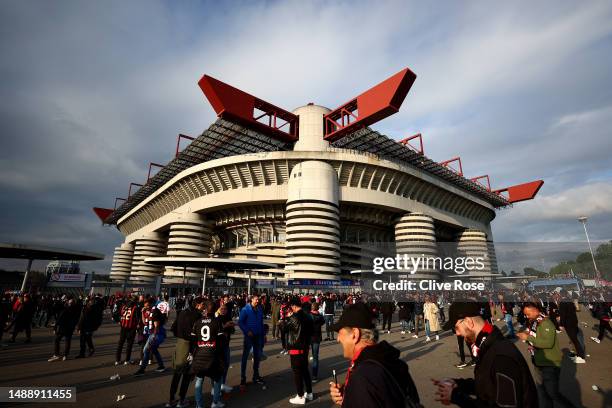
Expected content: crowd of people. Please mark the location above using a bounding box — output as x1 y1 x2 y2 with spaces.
0 286 610 407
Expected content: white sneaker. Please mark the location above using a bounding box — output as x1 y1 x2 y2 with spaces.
435 335 440 341
401 331 406 334
591 337 601 344
211 401 225 408
412 334 418 339
425 336 431 342
306 392 314 401
221 384 233 393
115 361 121 366
48 355 61 362
573 356 586 364
387 330 390 334
289 394 306 405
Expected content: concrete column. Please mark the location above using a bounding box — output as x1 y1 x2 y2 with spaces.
163 213 212 284
110 242 134 282
456 229 491 279
394 212 439 279
130 232 166 283
285 104 340 280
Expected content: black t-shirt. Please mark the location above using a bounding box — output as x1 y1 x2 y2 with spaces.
190 316 224 377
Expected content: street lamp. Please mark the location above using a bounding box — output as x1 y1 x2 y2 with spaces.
577 216 600 286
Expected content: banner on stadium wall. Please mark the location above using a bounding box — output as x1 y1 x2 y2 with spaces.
288 279 361 287
49 273 86 282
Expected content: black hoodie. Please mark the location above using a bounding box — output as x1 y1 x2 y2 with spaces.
342 340 420 408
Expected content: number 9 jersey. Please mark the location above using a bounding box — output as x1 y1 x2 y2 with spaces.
190 316 225 378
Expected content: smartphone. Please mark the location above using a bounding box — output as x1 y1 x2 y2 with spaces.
332 369 338 386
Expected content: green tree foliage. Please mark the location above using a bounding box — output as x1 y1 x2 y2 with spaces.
548 240 612 280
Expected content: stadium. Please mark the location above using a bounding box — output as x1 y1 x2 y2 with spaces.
93 67 543 290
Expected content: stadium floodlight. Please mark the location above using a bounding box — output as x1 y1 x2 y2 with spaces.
578 216 600 287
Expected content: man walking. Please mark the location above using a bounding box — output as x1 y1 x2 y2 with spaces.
116 296 140 365
238 294 265 388
517 302 573 407
286 298 314 404
167 297 204 408
48 296 80 362
322 293 335 341
134 297 166 375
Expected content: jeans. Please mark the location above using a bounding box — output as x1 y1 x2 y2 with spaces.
290 352 312 397
425 320 431 337
537 366 572 408
222 343 231 384
241 334 262 381
400 319 410 332
504 314 515 337
565 326 585 358
324 315 334 339
195 376 222 407
141 334 165 370
311 342 320 378
37 310 48 327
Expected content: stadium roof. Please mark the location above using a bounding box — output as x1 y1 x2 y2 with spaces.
99 117 511 225
330 127 510 207
103 119 292 224
0 243 105 261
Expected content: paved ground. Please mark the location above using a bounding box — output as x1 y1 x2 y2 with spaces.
0 309 610 408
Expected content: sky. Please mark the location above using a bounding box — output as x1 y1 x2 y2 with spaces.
1 0 611 273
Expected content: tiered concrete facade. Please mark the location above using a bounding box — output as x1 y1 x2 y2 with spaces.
110 243 134 281
395 213 439 279
130 232 166 283
109 105 501 283
163 213 212 284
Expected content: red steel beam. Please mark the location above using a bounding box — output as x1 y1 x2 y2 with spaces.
493 180 544 204
470 175 491 191
92 207 114 224
323 67 417 142
128 182 143 198
176 134 195 157
398 133 424 155
439 157 463 176
147 162 165 182
198 75 298 142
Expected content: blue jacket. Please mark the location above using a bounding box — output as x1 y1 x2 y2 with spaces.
239 303 264 336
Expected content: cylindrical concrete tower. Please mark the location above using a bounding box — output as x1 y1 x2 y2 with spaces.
130 232 166 283
163 213 212 284
110 242 134 282
292 104 330 152
456 229 492 279
394 212 439 279
285 104 340 280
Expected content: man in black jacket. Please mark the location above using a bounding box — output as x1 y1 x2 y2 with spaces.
329 303 420 408
75 296 104 358
48 296 80 362
286 297 314 405
433 302 538 407
166 297 204 408
558 291 585 363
